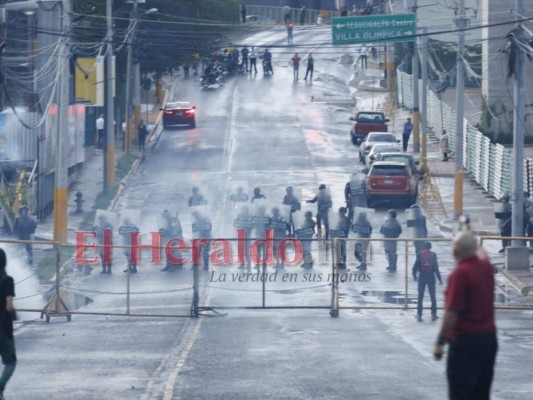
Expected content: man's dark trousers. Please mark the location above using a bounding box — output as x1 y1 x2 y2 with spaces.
417 277 436 316
447 333 497 400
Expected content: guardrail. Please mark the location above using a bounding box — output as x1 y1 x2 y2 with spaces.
396 69 532 200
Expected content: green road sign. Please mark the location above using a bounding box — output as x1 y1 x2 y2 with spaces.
332 14 416 45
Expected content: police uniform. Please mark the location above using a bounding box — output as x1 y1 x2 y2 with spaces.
160 212 184 271
234 207 253 269
297 212 316 269
119 220 139 273
269 207 290 269
282 187 301 235
307 185 332 239
331 208 351 269
93 217 114 274
380 210 402 271
192 212 212 270
352 212 372 271
13 206 37 265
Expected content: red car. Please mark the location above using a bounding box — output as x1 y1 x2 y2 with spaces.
365 161 418 208
162 101 196 129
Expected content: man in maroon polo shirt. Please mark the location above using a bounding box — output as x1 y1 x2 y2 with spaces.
433 232 497 400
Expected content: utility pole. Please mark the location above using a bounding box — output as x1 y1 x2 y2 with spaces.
453 0 467 217
511 0 525 246
124 1 137 153
420 28 428 171
53 0 71 243
104 0 115 189
132 1 141 139
411 1 420 153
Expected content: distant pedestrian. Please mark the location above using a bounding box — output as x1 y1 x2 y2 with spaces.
402 117 414 152
283 5 291 24
286 20 294 45
192 51 200 75
137 119 148 151
380 209 402 272
413 242 442 321
341 6 348 16
306 184 332 239
13 205 37 266
241 4 247 23
304 53 314 81
359 44 368 68
183 63 190 78
291 52 301 80
241 46 249 71
434 232 497 400
249 47 258 73
495 193 512 253
299 5 306 24
353 5 360 15
0 249 16 399
96 114 105 149
440 130 449 161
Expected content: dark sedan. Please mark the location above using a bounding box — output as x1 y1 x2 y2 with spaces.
162 102 196 129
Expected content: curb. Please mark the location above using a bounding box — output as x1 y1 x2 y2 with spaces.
438 219 498 236
499 267 531 294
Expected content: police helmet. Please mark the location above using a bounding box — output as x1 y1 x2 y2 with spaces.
192 186 199 192
19 205 29 214
339 207 347 214
286 186 293 192
305 211 313 217
272 207 280 214
410 204 421 209
423 241 432 249
254 187 261 194
319 184 326 190
501 193 510 202
387 209 397 218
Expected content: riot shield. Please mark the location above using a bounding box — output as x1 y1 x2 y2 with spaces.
349 171 368 208
188 184 210 207
233 202 253 267
282 187 302 214
94 209 118 229
93 210 118 267
329 211 350 239
251 199 269 240
190 205 213 239
351 207 374 236
405 206 426 239
119 210 141 246
229 181 250 203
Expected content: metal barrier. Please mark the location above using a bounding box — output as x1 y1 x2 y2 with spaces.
5 235 533 322
396 70 525 200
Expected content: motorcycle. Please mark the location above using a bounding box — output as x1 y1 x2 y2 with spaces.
262 59 273 75
201 73 224 88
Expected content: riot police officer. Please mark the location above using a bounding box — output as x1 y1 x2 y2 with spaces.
252 202 269 268
119 217 139 273
192 210 212 271
495 193 512 253
159 210 184 271
352 211 372 271
93 214 114 274
306 184 332 239
269 206 290 269
380 209 402 272
345 171 367 220
332 207 351 270
188 186 208 207
406 204 428 256
251 187 266 203
13 205 37 265
282 186 301 235
297 211 316 269
234 205 253 269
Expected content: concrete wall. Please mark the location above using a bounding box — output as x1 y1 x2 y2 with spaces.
481 0 533 141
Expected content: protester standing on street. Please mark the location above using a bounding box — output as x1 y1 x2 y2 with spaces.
413 242 443 321
380 209 402 272
359 44 368 68
283 5 291 24
304 53 314 81
137 119 148 151
402 117 414 152
291 52 301 80
440 130 449 161
241 46 249 72
241 4 247 23
433 232 497 400
0 249 16 399
96 114 105 149
13 205 37 266
249 47 258 73
287 20 294 45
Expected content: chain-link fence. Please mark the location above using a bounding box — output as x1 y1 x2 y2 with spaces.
5 235 532 322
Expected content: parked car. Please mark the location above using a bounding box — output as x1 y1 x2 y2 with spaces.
365 143 402 166
373 152 423 178
350 111 389 145
162 101 196 129
359 132 399 163
364 161 418 208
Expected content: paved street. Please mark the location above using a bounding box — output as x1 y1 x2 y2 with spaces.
7 26 533 399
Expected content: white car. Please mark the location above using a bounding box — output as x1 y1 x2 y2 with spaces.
365 143 402 166
358 132 399 163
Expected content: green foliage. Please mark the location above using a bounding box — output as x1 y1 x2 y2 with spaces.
117 153 138 180
36 246 75 282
